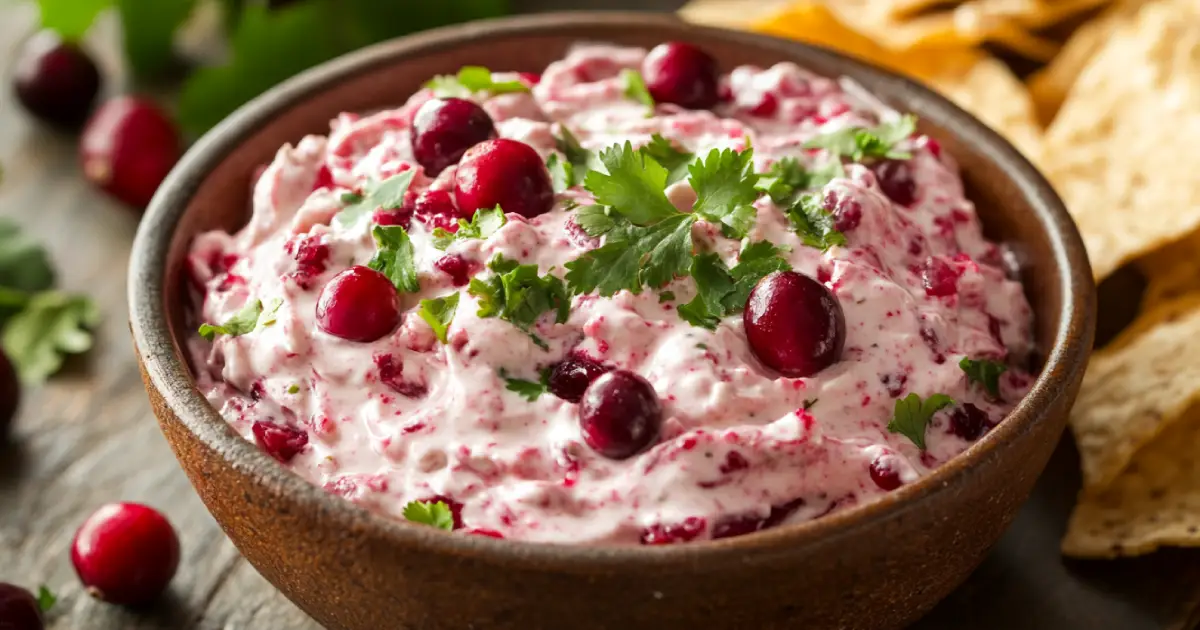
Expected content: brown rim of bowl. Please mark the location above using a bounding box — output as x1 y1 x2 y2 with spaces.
129 12 1094 572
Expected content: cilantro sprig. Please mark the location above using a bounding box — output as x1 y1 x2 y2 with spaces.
786 194 846 251
368 226 419 293
402 500 455 531
959 357 1007 399
621 68 655 111
677 242 791 330
334 170 415 228
584 141 679 225
641 134 694 185
803 115 917 162
757 157 846 206
565 214 694 297
887 392 955 450
426 66 530 98
500 367 551 402
469 256 570 349
432 206 507 250
689 147 759 238
418 293 459 344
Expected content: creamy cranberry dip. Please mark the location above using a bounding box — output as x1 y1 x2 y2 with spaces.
187 42 1035 544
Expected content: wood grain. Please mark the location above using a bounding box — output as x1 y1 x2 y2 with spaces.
0 1 1195 629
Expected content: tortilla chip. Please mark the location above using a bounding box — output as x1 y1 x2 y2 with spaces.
1070 295 1200 493
1138 230 1200 312
1040 0 1200 281
1062 409 1200 558
925 55 1043 159
952 0 1111 30
676 0 793 28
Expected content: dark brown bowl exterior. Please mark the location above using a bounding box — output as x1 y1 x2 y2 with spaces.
129 13 1095 630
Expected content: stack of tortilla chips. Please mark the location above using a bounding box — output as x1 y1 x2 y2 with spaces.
680 0 1200 559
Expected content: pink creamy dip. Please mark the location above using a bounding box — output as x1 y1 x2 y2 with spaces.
187 44 1035 544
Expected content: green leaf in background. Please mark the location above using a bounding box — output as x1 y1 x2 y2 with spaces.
1 292 100 384
178 0 508 138
36 0 112 41
115 0 197 79
0 219 56 295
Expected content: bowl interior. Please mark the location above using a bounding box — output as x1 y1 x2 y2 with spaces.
139 12 1092 561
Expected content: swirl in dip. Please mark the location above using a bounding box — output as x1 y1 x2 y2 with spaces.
187 42 1035 544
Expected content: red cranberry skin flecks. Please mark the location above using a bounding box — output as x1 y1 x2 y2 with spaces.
187 44 1036 544
13 30 101 129
410 97 497 176
0 583 43 630
315 266 402 342
641 41 720 110
743 271 846 378
80 97 180 209
454 138 554 218
71 503 180 606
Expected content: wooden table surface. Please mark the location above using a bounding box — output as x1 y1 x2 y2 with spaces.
1 1 1198 629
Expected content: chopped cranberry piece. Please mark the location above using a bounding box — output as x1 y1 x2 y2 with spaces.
743 271 846 378
748 92 778 117
13 30 101 128
284 233 330 289
517 72 541 87
949 403 991 441
641 42 719 110
880 373 907 398
711 513 766 539
374 207 413 228
925 137 942 159
466 528 505 538
252 421 309 462
640 516 707 544
410 97 497 176
455 139 554 218
718 451 750 474
869 458 903 491
71 503 180 606
548 355 610 403
0 583 43 630
823 190 862 232
375 354 428 399
315 266 401 342
311 164 334 191
80 96 181 209
0 350 19 441
579 370 662 459
870 159 916 206
921 256 959 297
434 254 471 287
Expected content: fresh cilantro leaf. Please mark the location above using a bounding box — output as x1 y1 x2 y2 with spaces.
787 194 846 251
676 242 790 329
553 125 604 175
658 291 675 303
402 500 454 531
565 214 694 297
803 115 917 162
621 68 654 110
641 134 694 185
959 357 1007 399
36 0 111 40
721 241 791 313
677 299 721 330
427 66 529 98
1 292 99 383
500 367 551 402
115 0 196 79
418 293 459 344
887 393 955 450
585 141 679 225
469 257 570 337
0 219 56 295
334 170 415 228
198 299 264 341
431 206 506 251
757 157 808 205
340 191 364 205
547 153 576 193
688 147 760 238
573 205 618 238
367 225 419 293
36 585 56 614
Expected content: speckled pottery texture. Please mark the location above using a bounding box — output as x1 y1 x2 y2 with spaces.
128 12 1095 630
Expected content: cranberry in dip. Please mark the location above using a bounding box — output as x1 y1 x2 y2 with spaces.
187 42 1035 545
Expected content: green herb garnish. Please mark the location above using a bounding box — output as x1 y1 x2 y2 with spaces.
676 241 790 330
334 170 415 228
418 293 459 344
367 225 419 293
640 134 694 185
786 193 846 251
36 585 56 613
500 367 552 402
621 68 654 110
426 65 530 98
432 206 507 250
469 256 570 348
887 392 955 450
959 357 1008 399
803 115 917 162
402 500 455 530
198 298 264 342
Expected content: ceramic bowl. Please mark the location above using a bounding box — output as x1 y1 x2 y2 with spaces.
129 12 1095 630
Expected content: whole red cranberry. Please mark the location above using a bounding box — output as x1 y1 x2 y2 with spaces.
641 42 719 110
0 582 44 630
71 503 180 606
548 355 609 403
80 97 180 209
410 97 496 176
315 266 401 342
579 370 662 459
743 271 846 378
454 139 554 219
13 30 101 128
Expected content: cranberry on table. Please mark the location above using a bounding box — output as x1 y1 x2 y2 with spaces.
0 349 20 440
870 159 917 206
641 41 719 110
71 503 180 606
315 266 401 342
578 370 662 459
743 271 846 378
80 96 181 209
548 355 609 403
0 583 43 630
12 30 101 129
454 138 554 218
410 97 497 176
